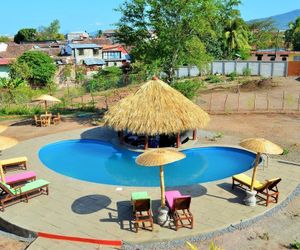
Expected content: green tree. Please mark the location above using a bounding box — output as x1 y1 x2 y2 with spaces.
9 60 31 80
223 17 250 58
96 30 103 37
248 19 277 49
14 28 37 43
17 51 56 86
0 36 10 42
116 0 217 83
60 64 72 98
38 19 65 40
285 17 300 50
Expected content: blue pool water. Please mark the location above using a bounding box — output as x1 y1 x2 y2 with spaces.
39 139 256 187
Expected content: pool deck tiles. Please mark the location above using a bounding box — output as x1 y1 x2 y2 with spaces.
0 127 299 249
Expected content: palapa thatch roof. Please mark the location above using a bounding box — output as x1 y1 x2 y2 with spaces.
240 138 283 155
104 78 210 135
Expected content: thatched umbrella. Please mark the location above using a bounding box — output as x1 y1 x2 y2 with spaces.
0 125 7 134
135 148 186 209
0 136 19 183
240 138 283 191
104 78 209 147
33 94 61 112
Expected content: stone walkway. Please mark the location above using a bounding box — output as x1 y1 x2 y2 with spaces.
0 127 299 250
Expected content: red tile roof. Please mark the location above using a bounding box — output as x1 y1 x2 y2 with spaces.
0 58 10 65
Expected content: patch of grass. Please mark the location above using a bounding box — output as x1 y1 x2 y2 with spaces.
242 68 251 76
258 232 270 241
205 74 222 84
282 148 289 155
290 240 300 249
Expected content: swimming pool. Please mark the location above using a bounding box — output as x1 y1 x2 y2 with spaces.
39 139 256 187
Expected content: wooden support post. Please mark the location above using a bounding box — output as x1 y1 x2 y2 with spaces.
193 129 197 140
176 132 180 148
237 92 240 112
224 94 229 111
209 93 213 112
282 91 285 110
267 92 270 111
144 135 148 150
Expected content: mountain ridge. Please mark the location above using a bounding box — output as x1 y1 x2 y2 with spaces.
248 9 300 30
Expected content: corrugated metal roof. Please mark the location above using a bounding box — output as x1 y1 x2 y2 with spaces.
83 58 105 65
67 43 102 49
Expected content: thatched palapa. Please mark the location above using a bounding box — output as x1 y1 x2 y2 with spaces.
104 78 209 136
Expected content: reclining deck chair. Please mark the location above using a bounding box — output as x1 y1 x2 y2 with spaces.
232 173 281 206
165 190 193 231
131 191 153 233
0 156 27 173
0 179 50 211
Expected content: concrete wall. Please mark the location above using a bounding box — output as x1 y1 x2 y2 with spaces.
73 48 103 64
175 61 288 78
211 61 288 77
0 65 9 78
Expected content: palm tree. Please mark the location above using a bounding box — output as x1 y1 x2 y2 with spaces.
223 17 250 59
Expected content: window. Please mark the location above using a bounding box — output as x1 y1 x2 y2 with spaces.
294 56 300 61
267 54 276 61
78 49 84 56
256 54 263 61
102 51 122 60
93 49 99 56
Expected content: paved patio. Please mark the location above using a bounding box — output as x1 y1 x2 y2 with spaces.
0 127 299 250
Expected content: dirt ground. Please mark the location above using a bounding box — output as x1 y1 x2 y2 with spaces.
0 77 299 250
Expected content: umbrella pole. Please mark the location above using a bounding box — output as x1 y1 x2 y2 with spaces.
0 165 5 183
45 101 48 113
160 165 165 208
250 152 261 191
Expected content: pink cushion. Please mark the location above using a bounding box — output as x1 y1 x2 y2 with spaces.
165 190 182 210
1 171 36 185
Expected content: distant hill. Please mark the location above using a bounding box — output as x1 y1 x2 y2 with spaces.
248 9 300 30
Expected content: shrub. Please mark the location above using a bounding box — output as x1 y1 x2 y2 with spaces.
290 240 300 249
242 67 251 76
171 79 204 99
282 148 289 155
228 71 238 81
205 74 222 83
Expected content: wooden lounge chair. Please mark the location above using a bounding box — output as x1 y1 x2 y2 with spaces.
0 179 49 211
0 157 27 173
51 113 61 125
131 192 153 233
232 173 281 206
0 171 36 187
34 115 42 127
165 190 193 231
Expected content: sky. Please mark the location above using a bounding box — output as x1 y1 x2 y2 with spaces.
0 0 300 36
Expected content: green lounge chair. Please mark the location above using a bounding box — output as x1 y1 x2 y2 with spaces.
131 191 153 233
0 179 50 211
